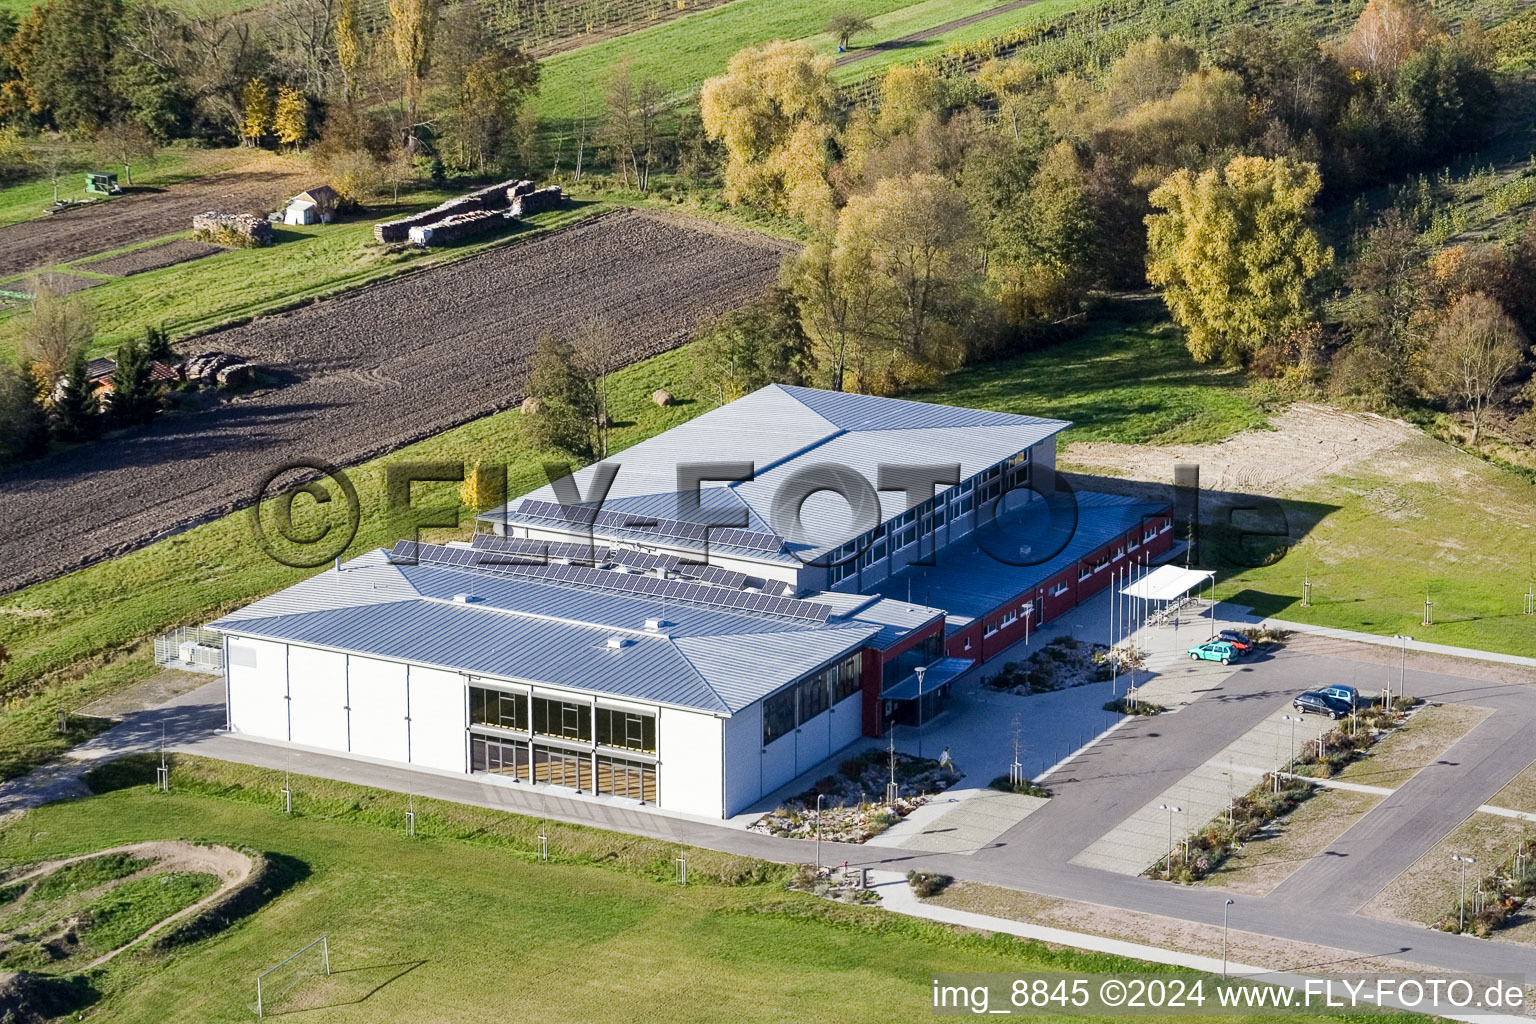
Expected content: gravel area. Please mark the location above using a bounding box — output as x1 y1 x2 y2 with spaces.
0 210 789 594
0 165 307 278
78 240 224 277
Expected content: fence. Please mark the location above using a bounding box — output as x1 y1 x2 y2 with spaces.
153 626 224 675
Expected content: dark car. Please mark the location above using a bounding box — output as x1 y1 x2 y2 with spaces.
1215 630 1255 654
1292 691 1349 719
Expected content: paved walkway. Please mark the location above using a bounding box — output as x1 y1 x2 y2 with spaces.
873 787 1049 854
1257 617 1536 671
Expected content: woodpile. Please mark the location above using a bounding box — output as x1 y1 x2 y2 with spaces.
466 178 531 211
511 186 564 217
191 212 272 247
408 209 510 246
375 180 537 243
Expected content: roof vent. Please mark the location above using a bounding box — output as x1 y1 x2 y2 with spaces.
653 566 669 579
452 593 482 604
644 617 669 631
606 635 632 650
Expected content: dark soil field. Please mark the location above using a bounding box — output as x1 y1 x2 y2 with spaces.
79 241 225 277
0 169 307 278
0 210 790 595
9 271 103 295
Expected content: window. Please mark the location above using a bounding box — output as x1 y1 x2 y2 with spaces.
763 688 796 746
1001 610 1017 627
596 754 656 801
596 706 656 753
1078 565 1091 581
532 696 591 741
469 686 528 732
797 672 830 723
831 654 862 704
1113 546 1124 560
1049 583 1069 597
984 620 998 637
1160 520 1173 533
471 732 530 780
532 744 591 790
1128 536 1141 551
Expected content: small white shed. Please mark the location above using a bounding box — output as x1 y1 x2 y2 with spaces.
283 185 340 225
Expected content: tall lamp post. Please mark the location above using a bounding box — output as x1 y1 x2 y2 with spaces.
1159 803 1182 880
1393 634 1413 701
1222 898 1235 978
913 665 928 759
1281 714 1301 781
815 793 825 873
1452 854 1477 932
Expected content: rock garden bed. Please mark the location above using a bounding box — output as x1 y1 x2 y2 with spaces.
748 750 962 844
982 636 1117 695
787 864 880 905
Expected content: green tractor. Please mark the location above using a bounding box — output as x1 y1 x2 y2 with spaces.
84 172 123 196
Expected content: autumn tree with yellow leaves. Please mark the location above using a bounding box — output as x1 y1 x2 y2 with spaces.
274 87 308 150
239 78 272 146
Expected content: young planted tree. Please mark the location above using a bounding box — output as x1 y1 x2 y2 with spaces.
1146 155 1333 365
1419 293 1528 444
824 11 872 51
239 77 272 146
93 119 155 185
273 86 308 150
19 280 94 389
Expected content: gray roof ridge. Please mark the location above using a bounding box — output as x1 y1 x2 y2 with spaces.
662 639 733 715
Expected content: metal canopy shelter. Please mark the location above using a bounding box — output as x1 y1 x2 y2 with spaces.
880 657 974 701
1120 565 1214 603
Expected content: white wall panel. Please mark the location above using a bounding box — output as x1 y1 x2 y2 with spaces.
794 712 830 777
347 656 410 762
409 667 466 772
226 638 289 741
760 730 796 802
657 708 722 817
286 646 349 751
829 691 861 755
722 704 763 816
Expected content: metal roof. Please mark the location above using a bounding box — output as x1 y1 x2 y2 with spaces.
481 384 1069 563
881 657 975 700
870 491 1171 627
814 590 945 650
209 549 878 716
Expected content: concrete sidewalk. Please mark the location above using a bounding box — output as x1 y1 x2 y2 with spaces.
1257 617 1536 671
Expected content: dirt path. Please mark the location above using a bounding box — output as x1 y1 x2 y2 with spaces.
0 210 789 595
0 157 309 278
835 0 1048 68
2 841 253 969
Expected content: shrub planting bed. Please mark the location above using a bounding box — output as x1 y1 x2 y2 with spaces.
1433 835 1536 937
983 636 1113 695
748 750 962 843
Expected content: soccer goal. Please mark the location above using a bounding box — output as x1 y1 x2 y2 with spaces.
255 935 330 1017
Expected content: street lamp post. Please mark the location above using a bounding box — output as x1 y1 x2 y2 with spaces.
1281 714 1300 780
1159 803 1182 880
1222 898 1235 978
1452 854 1477 932
914 665 928 759
815 793 824 873
1393 634 1413 701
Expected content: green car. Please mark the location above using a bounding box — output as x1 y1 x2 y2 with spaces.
1187 641 1236 665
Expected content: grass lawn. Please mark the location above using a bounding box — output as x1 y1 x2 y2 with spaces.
1218 430 1536 659
0 757 1439 1022
1365 811 1530 928
1335 703 1491 790
1489 759 1536 814
908 317 1267 447
0 194 602 360
0 147 237 231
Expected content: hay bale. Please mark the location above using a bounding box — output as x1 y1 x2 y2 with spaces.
520 396 542 414
652 389 674 407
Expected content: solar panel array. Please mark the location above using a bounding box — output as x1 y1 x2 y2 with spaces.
469 534 754 590
392 541 830 622
512 499 785 553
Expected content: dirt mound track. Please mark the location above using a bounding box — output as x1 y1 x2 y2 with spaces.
0 210 789 595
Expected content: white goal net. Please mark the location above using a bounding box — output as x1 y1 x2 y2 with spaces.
256 935 331 1017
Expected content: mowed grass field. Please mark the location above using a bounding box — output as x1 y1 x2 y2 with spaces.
0 147 223 230
0 758 1440 1024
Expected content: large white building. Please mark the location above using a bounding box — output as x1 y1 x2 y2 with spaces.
211 386 1171 818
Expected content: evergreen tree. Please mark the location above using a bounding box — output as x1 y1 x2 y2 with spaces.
0 361 48 461
108 336 159 427
51 351 99 442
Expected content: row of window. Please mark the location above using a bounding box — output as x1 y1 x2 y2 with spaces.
469 686 657 754
470 733 657 801
762 652 863 747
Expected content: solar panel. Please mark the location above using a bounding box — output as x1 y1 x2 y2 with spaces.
395 541 830 622
510 499 786 554
471 533 607 564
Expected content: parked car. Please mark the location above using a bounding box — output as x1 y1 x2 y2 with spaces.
1318 684 1361 709
1215 630 1255 654
1293 690 1349 719
1187 641 1237 665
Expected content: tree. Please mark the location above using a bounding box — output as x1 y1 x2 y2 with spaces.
0 361 47 461
51 351 99 442
388 0 440 148
522 326 613 461
34 130 72 205
597 57 637 188
824 11 872 51
877 63 945 136
459 460 502 513
107 334 160 427
1341 0 1439 79
435 11 538 175
1146 156 1334 365
93 119 155 185
1418 292 1527 444
1 0 123 132
700 41 838 216
784 239 880 392
239 77 271 146
334 0 364 102
691 286 812 404
273 86 308 150
1336 209 1429 406
976 57 1041 141
19 280 93 388
1105 34 1200 115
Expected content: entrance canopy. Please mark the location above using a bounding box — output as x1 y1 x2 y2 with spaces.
881 657 974 701
1119 564 1214 603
